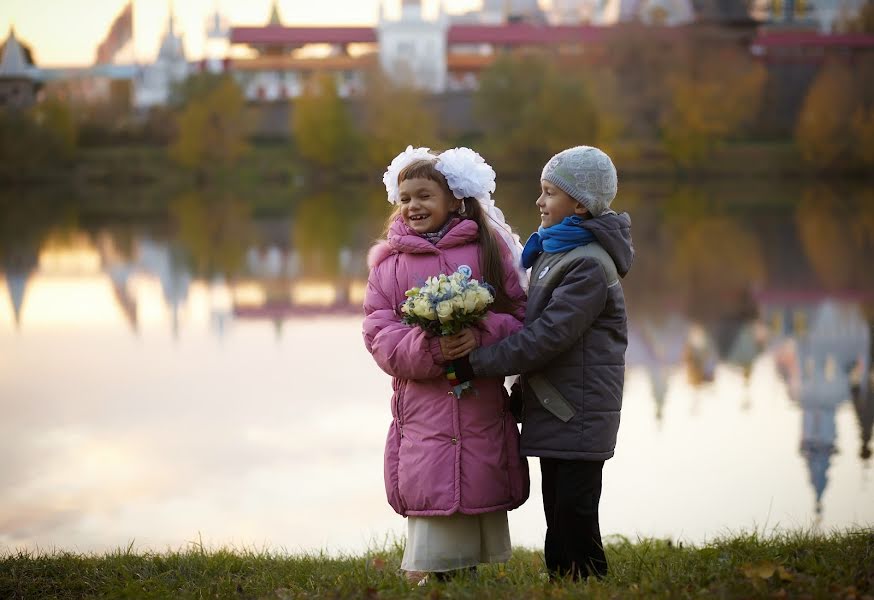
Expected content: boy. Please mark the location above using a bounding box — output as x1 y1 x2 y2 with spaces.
447 145 633 580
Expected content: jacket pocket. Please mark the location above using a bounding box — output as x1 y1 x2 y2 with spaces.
527 374 575 423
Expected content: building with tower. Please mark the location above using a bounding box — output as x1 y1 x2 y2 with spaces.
203 1 231 74
133 2 189 109
0 28 40 111
377 0 449 92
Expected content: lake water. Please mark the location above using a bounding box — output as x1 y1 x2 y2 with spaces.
1 180 872 554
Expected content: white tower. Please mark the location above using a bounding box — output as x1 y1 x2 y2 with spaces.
134 1 189 109
204 0 230 73
377 0 448 93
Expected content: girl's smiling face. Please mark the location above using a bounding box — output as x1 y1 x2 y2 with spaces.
536 180 587 228
398 177 461 234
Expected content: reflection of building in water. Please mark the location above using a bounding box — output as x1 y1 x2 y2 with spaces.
2 247 39 329
626 314 690 423
96 232 138 334
774 301 870 515
684 324 718 386
136 239 192 339
851 323 874 464
710 293 768 383
2 227 373 337
233 242 366 332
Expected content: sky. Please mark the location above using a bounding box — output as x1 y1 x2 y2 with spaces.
0 0 487 67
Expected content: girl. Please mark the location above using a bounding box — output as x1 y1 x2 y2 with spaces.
363 146 529 584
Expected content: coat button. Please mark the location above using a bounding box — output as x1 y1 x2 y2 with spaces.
543 398 550 404
451 437 458 445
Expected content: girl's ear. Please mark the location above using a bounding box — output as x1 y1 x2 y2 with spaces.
574 202 589 216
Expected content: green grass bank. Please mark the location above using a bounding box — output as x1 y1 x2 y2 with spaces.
2 529 872 599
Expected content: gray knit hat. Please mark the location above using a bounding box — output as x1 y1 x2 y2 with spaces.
541 146 618 217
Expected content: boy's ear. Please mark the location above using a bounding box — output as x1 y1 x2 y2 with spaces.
574 202 589 216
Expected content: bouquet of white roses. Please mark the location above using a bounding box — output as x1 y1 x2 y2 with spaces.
401 270 494 337
401 269 494 397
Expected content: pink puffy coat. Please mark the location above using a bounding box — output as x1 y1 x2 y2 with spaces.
363 216 530 517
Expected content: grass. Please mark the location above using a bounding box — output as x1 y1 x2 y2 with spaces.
2 529 872 599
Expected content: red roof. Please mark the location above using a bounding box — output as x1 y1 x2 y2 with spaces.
230 26 377 45
753 32 874 48
447 24 609 45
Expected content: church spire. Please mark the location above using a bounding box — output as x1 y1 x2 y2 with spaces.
269 0 283 26
0 26 31 78
168 0 176 35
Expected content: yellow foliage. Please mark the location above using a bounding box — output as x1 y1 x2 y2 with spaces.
475 53 620 171
30 99 78 159
795 187 874 290
292 192 351 277
852 106 874 166
360 70 439 169
291 73 356 169
170 191 254 277
170 76 249 171
669 216 766 296
661 48 766 167
795 61 858 168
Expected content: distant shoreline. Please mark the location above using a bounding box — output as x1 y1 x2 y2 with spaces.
2 141 872 189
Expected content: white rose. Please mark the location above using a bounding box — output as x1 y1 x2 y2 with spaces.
474 287 493 311
462 290 478 314
451 295 464 311
436 300 454 322
415 301 437 320
425 278 440 296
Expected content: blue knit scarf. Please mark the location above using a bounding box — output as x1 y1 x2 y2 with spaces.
521 216 596 269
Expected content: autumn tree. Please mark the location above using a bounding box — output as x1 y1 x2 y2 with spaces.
795 186 874 291
601 26 679 141
170 191 254 278
0 98 78 173
293 191 351 277
31 98 79 159
475 52 615 173
170 74 249 172
853 106 874 167
665 188 766 320
795 61 858 169
291 73 357 170
359 69 439 170
660 46 766 167
847 0 874 32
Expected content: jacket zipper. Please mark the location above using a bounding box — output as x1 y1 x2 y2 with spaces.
397 380 407 437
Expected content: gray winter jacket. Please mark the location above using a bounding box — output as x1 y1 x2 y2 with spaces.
469 211 633 460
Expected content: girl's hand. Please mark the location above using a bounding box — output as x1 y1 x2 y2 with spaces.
439 329 479 360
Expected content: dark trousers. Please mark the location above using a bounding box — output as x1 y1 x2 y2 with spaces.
540 458 608 580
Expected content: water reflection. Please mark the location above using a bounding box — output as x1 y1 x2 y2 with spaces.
1 183 872 551
769 300 872 515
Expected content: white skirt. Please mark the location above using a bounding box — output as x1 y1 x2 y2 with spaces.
401 510 512 572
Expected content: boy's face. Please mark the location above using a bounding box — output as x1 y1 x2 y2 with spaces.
398 177 461 234
536 180 587 228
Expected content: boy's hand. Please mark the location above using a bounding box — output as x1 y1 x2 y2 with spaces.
439 329 478 360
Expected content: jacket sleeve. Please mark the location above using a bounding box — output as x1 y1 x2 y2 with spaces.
469 257 608 377
475 247 527 347
362 261 445 380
